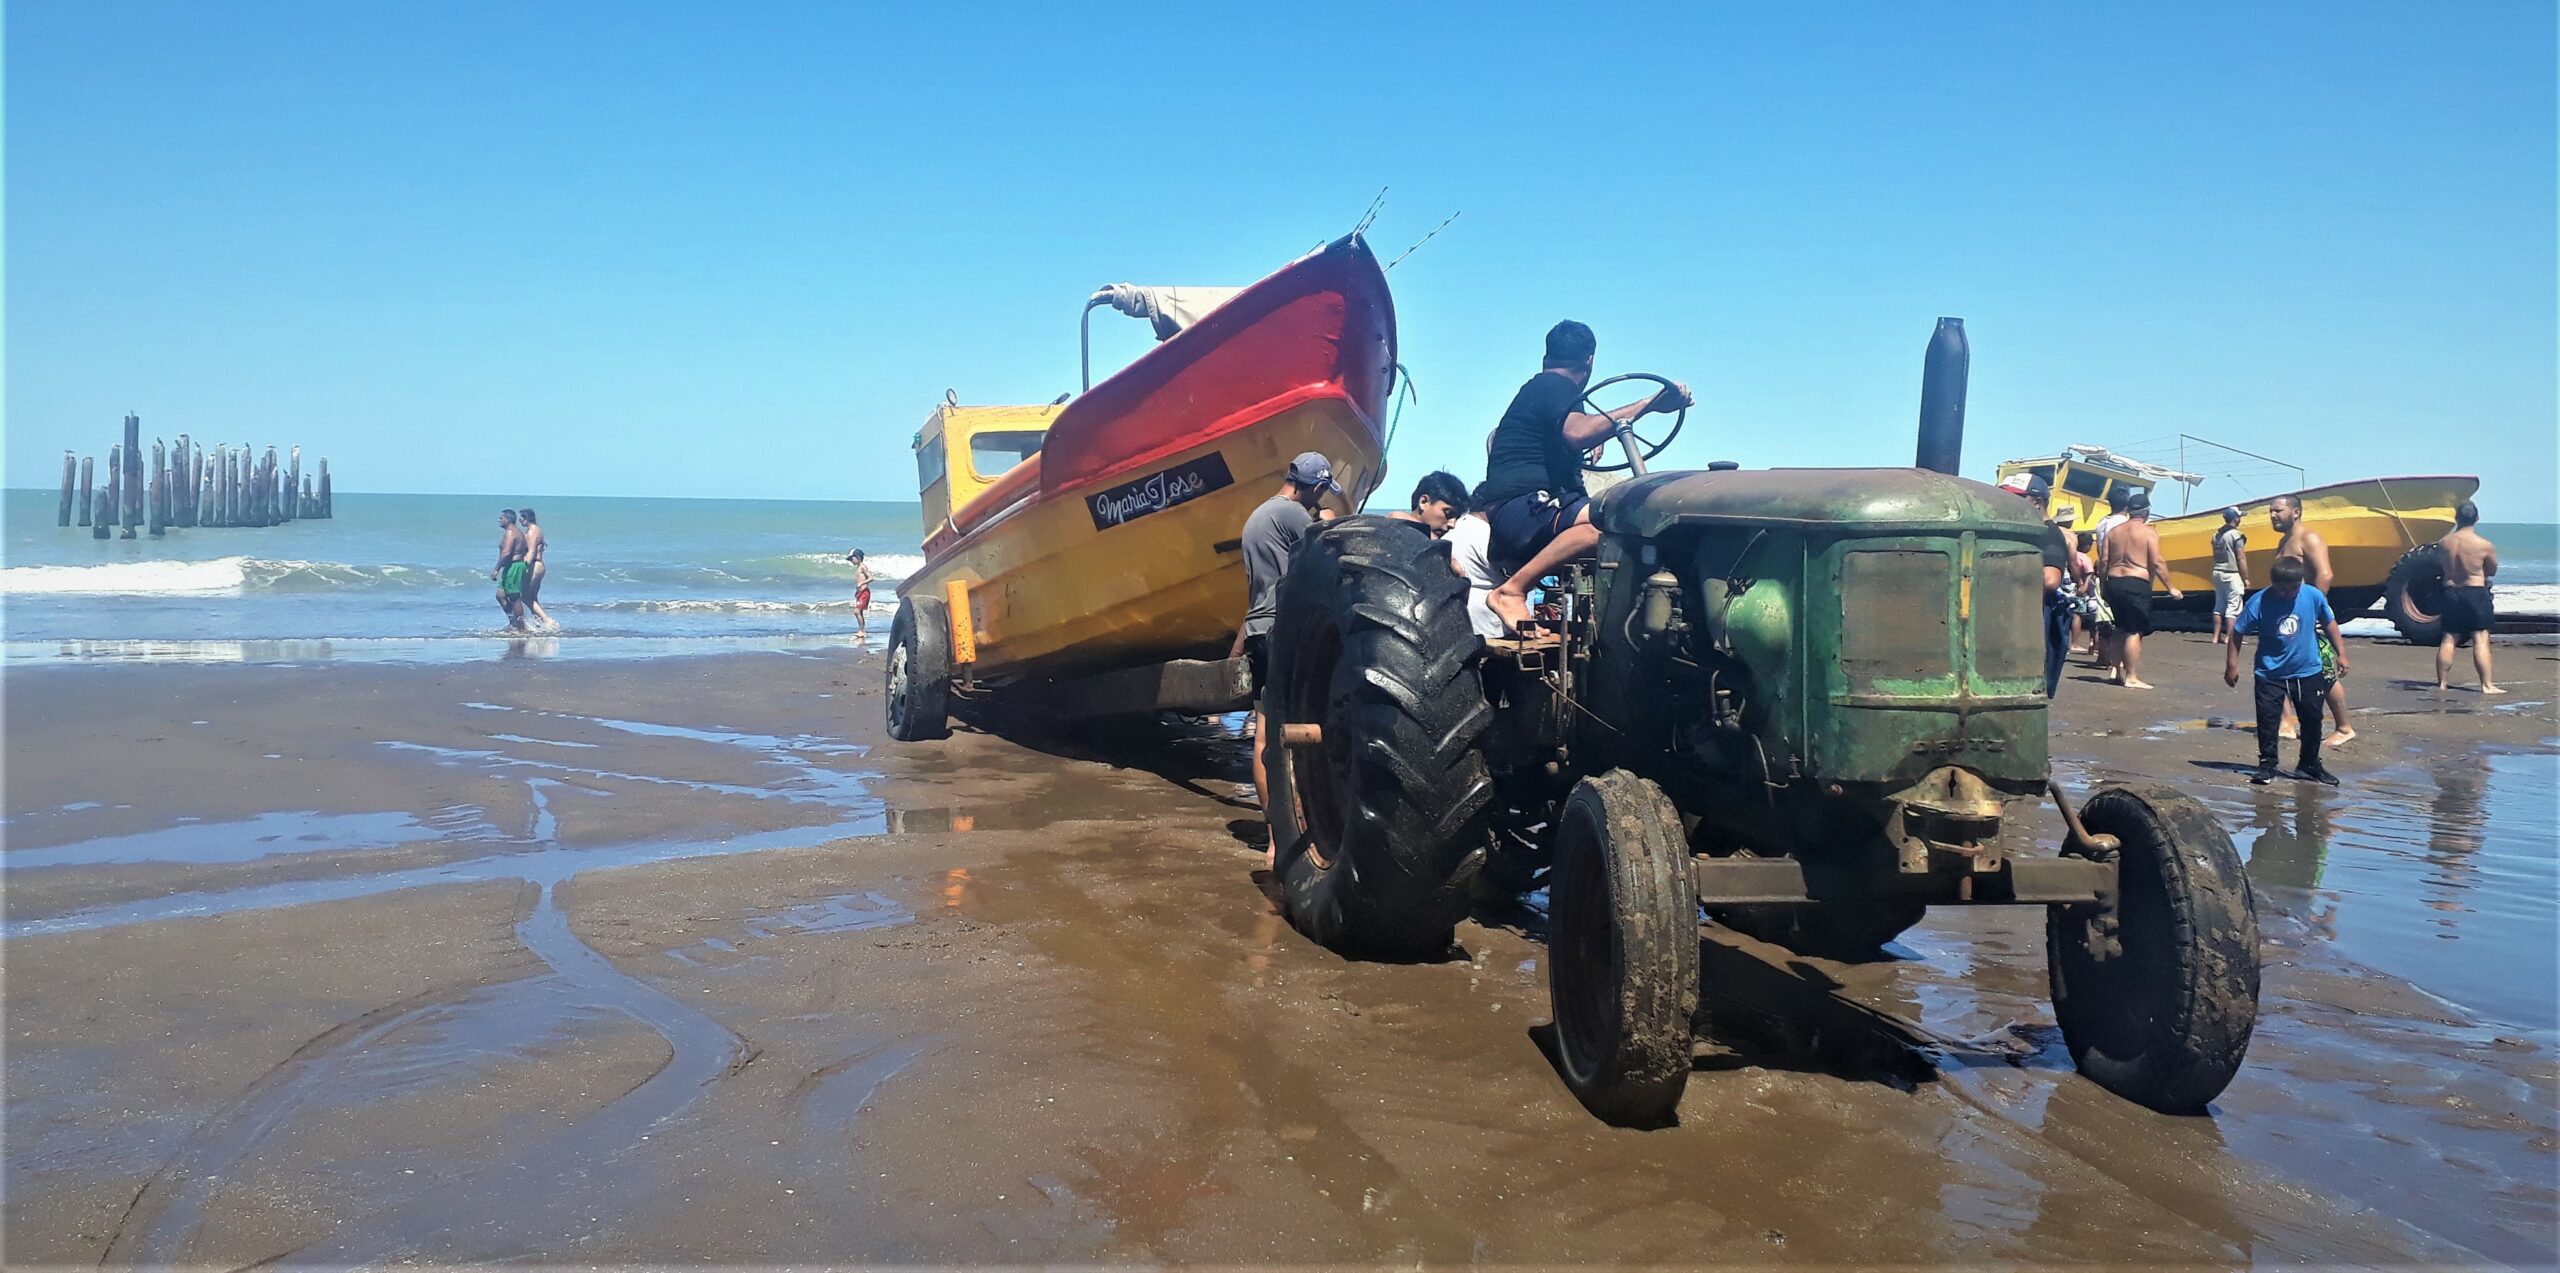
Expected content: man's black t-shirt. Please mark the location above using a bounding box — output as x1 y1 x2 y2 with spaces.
1474 372 1587 506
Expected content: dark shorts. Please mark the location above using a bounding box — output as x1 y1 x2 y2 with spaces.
2099 576 2155 636
1483 490 1592 574
2442 584 2494 636
1243 633 1270 696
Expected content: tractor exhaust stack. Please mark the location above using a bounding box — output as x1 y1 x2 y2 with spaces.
1914 317 1969 476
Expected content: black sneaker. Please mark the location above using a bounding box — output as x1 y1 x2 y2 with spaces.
2298 765 2340 786
2250 765 2277 785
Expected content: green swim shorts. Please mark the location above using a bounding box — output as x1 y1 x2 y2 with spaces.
500 560 531 598
2318 632 2339 680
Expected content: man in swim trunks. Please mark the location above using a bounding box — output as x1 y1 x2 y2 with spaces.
845 547 874 639
2210 506 2249 645
518 507 556 631
1474 320 1689 633
492 508 528 631
2269 493 2355 744
2096 491 2182 689
2434 498 2502 694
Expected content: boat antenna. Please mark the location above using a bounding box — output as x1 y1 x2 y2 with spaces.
1350 187 1387 240
1386 211 1461 270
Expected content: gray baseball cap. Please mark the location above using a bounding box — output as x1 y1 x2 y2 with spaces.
1288 452 1340 494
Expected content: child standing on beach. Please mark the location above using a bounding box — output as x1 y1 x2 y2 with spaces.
2225 555 2345 786
845 548 873 639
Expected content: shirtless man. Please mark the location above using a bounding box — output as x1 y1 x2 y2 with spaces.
2269 494 2356 744
491 508 528 631
2096 492 2182 689
2434 499 2502 694
517 507 556 631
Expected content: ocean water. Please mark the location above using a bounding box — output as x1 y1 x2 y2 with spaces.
4 490 2552 665
3 491 925 663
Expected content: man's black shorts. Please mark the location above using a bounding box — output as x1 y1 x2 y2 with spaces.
1243 634 1270 697
2099 576 2156 637
1484 490 1592 572
2442 585 2495 637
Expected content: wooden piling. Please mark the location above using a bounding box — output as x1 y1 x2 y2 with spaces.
198 459 213 529
58 452 76 526
282 446 300 524
318 459 332 518
220 446 236 527
98 446 118 539
79 455 95 526
172 434 192 526
147 443 167 536
300 475 316 518
121 414 142 538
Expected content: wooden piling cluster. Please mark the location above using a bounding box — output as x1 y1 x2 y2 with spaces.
56 413 335 535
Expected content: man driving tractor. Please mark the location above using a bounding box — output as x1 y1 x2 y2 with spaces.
1473 320 1691 633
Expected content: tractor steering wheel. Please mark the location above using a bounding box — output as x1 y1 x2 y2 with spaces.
1579 372 1688 474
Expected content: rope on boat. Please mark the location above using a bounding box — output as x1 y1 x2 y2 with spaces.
1387 211 1461 270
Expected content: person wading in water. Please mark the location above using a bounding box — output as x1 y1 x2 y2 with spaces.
492 508 529 632
518 507 556 631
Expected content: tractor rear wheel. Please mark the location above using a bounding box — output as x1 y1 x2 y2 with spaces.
1264 516 1496 959
885 595 952 742
1548 771 1699 1127
2047 784 2259 1113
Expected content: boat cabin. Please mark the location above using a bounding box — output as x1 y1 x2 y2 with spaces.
1994 445 2200 532
913 401 1063 537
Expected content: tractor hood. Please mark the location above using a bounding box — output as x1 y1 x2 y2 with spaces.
1593 468 2042 539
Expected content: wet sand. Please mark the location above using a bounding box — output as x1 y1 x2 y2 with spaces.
6 633 2555 1265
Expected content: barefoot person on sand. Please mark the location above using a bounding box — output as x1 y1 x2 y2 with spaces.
2270 494 2356 745
2096 492 2182 688
492 508 529 631
517 507 555 631
2435 499 2503 694
2210 506 2249 645
845 548 874 639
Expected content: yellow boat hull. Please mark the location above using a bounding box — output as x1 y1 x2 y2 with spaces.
2133 476 2479 605
906 396 1381 680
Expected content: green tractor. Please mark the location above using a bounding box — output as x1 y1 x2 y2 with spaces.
1258 321 2259 1126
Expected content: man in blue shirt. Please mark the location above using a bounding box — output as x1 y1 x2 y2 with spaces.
2224 556 2347 785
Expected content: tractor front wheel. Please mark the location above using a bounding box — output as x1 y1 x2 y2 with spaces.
1548 771 1700 1127
2047 784 2259 1113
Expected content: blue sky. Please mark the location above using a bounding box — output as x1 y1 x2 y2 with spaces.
10 3 2555 517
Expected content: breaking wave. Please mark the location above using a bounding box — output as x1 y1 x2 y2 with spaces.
1 553 924 598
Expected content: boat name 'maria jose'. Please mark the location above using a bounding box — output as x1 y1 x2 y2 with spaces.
1085 454 1235 530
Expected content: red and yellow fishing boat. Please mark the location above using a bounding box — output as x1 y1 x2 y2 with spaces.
886 235 1395 737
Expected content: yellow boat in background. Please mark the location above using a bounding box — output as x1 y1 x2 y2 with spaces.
1995 445 2478 618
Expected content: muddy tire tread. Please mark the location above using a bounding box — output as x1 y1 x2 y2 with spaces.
1267 517 1495 958
1550 771 1700 1127
2048 783 2259 1113
885 595 952 742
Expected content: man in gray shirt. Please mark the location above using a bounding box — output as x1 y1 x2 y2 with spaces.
1237 451 1339 839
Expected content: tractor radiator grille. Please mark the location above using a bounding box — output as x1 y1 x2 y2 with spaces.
1840 549 1954 693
